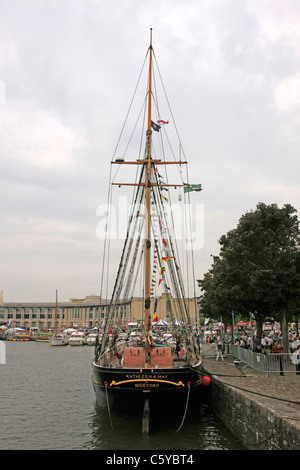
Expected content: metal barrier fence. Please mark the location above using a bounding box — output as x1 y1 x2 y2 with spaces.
231 345 300 376
266 352 300 376
200 341 300 376
231 345 267 373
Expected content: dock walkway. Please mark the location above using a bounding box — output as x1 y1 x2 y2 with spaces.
201 343 300 449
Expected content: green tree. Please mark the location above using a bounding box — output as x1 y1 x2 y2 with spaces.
199 203 300 351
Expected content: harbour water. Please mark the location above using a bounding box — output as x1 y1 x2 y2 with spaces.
0 341 245 451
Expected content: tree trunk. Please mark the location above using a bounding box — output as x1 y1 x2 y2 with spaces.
256 315 263 344
281 309 289 353
294 315 299 339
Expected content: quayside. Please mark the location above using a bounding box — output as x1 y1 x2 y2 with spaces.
92 29 210 433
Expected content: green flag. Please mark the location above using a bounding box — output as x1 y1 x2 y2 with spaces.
183 183 202 193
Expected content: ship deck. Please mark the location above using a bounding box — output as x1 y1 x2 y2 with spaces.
99 345 195 369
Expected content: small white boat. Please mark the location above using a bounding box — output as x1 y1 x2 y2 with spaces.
85 333 97 346
68 331 86 346
49 333 67 346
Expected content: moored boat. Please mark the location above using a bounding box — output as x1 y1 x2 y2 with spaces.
92 29 210 433
7 334 31 342
3 328 31 341
68 331 86 346
85 333 98 346
49 333 67 346
32 335 50 342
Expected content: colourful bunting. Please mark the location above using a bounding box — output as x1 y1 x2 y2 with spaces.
162 256 173 262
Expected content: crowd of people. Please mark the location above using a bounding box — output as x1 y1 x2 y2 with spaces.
233 328 300 355
203 326 300 359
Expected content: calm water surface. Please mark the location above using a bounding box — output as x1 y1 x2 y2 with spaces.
0 341 245 450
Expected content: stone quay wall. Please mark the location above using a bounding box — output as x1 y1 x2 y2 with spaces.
210 376 300 450
201 346 300 450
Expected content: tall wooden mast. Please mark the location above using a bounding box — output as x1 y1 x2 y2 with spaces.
110 28 187 334
144 28 153 334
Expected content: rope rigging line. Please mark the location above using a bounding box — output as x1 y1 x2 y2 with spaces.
99 50 149 315
152 50 188 165
108 184 145 322
147 87 193 319
104 382 115 431
111 49 149 161
185 165 199 319
176 382 191 432
99 168 146 356
99 161 113 304
122 96 148 161
123 216 145 301
151 177 182 298
150 172 192 327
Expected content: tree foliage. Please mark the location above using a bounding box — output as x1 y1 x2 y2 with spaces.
199 203 300 348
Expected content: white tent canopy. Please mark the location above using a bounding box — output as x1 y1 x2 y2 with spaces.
172 319 184 325
6 327 26 333
154 319 168 326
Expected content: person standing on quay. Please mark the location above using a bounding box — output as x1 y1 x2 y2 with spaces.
215 336 224 361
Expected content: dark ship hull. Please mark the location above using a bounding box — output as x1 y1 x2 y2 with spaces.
92 350 210 429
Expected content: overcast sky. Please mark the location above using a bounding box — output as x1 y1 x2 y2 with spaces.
1 0 300 302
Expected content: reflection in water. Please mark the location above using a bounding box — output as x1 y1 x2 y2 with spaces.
85 400 245 450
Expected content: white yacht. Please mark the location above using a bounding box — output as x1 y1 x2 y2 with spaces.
68 331 86 346
85 333 97 346
49 333 67 346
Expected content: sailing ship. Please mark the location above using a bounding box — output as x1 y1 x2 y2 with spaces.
92 30 210 432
